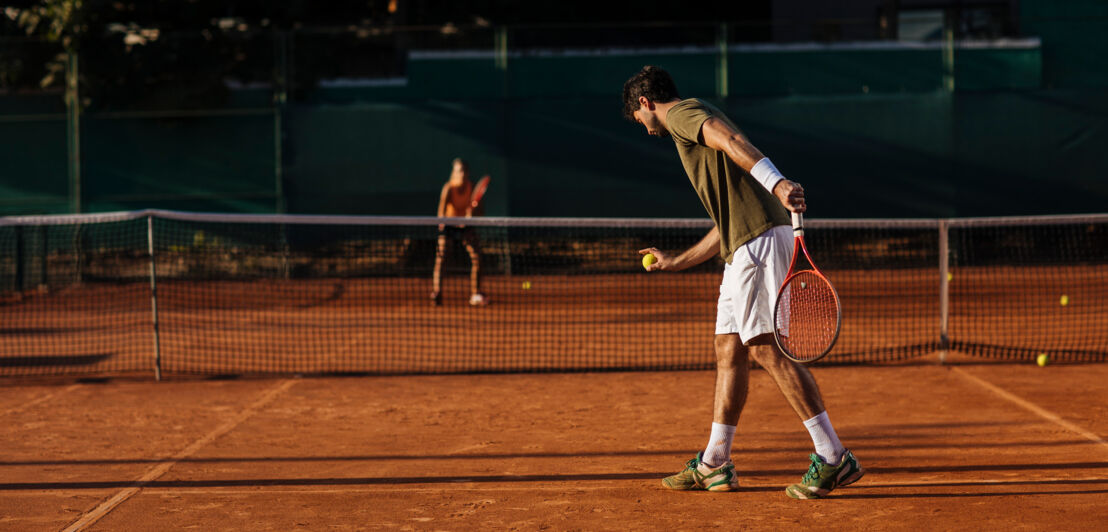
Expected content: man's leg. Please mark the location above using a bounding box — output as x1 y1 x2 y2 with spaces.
745 333 824 420
704 333 748 464
746 333 864 498
659 335 746 493
746 226 854 456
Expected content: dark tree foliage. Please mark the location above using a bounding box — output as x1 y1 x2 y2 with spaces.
0 1 769 108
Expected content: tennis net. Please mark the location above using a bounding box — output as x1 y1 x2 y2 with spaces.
2 210 1106 378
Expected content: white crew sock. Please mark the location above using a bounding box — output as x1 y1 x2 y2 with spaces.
701 422 737 467
803 411 845 465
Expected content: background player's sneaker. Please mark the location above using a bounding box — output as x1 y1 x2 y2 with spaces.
469 293 488 306
430 291 442 306
785 450 864 499
661 452 739 492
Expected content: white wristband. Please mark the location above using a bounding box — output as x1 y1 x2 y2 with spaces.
750 157 785 193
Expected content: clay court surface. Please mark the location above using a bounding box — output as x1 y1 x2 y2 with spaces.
2 362 1107 531
2 262 1106 529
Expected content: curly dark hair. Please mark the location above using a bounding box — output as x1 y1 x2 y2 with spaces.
621 65 680 121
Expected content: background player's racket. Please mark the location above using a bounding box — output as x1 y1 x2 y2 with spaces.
470 175 490 209
773 212 843 363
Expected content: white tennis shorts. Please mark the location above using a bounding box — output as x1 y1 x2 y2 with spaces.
715 225 793 342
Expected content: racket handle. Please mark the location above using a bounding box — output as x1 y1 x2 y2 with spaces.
791 212 804 236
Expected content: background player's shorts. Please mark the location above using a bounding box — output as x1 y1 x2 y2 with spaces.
439 226 479 247
715 225 793 343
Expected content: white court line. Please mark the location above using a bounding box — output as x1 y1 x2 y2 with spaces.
5 475 1103 499
0 384 80 417
61 379 297 532
952 367 1108 453
127 475 1108 496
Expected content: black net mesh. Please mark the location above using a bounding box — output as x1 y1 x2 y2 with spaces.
1 211 1105 377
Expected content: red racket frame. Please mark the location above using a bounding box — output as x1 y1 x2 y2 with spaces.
470 176 490 209
773 212 843 363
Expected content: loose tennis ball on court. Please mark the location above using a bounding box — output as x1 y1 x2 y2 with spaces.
521 281 531 290
947 272 953 282
1037 353 1050 367
642 253 657 270
1060 295 1069 306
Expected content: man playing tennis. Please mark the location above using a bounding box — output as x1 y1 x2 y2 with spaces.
623 66 863 498
431 158 488 307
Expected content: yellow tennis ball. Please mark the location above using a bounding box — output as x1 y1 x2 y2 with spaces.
521 281 531 290
1060 295 1069 306
642 253 657 270
946 272 953 282
1036 353 1050 366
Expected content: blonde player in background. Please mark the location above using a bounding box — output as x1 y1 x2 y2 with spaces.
623 65 863 498
431 158 488 307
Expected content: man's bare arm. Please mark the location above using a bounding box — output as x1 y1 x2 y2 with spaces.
699 117 764 171
639 226 720 272
700 117 806 213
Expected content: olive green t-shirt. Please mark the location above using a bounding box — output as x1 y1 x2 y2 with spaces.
666 98 790 263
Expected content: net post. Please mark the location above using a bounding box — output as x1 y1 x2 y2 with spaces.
147 215 162 381
13 225 24 293
280 222 291 280
72 224 84 285
938 219 950 363
499 224 513 278
37 224 48 291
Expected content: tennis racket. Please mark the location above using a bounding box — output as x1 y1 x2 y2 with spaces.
470 175 490 209
772 212 843 364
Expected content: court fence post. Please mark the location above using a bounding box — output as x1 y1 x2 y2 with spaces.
65 50 81 215
938 219 950 363
717 22 729 99
494 26 508 71
942 11 955 92
273 30 288 216
147 215 163 381
274 30 291 280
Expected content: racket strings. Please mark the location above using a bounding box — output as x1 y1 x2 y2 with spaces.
775 270 840 360
471 177 490 206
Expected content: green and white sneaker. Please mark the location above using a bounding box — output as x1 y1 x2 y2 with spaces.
661 452 739 492
785 450 864 499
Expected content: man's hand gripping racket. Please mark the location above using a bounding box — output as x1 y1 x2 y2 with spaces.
773 212 843 364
